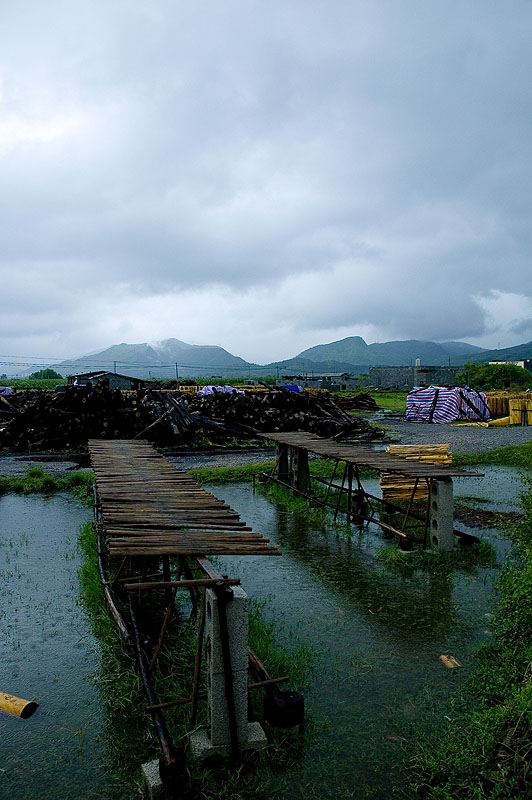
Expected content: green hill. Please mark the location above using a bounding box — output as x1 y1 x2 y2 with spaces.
297 337 485 367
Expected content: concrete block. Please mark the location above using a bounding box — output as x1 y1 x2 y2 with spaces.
189 721 268 761
141 759 164 800
429 478 454 551
206 669 249 745
205 587 248 674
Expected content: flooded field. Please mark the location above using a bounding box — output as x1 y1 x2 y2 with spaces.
0 461 525 798
0 494 104 799
212 478 516 799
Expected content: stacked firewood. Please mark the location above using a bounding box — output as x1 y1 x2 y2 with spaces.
328 391 379 412
186 387 381 440
0 385 383 451
0 385 145 451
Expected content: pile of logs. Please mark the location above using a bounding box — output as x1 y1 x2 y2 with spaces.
329 391 379 412
0 385 383 452
187 386 381 440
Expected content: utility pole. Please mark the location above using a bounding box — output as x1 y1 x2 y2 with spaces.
175 363 179 380
113 361 117 374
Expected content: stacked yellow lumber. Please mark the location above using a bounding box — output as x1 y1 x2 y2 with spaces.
488 416 511 427
380 444 452 502
486 392 530 418
176 385 200 394
459 417 512 427
509 398 532 425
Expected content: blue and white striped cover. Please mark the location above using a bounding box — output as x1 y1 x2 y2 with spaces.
405 386 490 423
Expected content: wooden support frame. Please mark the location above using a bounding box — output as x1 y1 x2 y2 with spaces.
265 454 431 545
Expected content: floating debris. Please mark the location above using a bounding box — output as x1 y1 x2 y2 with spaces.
439 654 462 669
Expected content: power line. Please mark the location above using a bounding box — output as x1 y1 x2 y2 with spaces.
0 355 271 373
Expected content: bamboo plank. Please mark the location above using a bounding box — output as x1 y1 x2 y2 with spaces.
89 439 281 558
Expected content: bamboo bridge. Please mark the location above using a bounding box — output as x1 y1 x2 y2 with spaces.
260 432 482 549
88 435 481 793
88 439 289 791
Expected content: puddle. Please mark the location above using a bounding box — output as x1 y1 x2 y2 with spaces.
454 465 525 511
0 494 106 799
169 448 275 470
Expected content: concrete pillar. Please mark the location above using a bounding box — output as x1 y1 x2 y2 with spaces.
429 478 454 551
290 446 310 493
189 586 267 760
141 760 164 799
276 443 289 483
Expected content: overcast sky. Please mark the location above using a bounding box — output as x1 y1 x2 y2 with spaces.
1 0 531 368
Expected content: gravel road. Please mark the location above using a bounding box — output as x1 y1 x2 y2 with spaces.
377 414 532 454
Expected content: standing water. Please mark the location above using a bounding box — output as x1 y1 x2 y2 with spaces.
0 494 105 799
210 473 519 799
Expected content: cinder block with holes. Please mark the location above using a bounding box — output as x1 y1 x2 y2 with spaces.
429 478 454 551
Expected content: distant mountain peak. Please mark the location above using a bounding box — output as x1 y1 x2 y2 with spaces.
41 333 529 382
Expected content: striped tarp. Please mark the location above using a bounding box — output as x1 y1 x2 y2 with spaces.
405 386 490 424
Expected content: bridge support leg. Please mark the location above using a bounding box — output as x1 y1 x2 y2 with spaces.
189 585 267 760
276 443 289 482
291 446 310 493
429 478 454 551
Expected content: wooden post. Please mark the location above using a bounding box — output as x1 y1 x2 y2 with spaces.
276 443 289 483
347 463 353 516
291 446 310 493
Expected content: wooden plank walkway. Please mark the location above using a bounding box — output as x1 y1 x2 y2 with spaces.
88 439 281 557
261 432 481 478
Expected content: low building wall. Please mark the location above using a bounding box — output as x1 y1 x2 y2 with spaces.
369 366 459 390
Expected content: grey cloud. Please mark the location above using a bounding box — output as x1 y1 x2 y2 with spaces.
510 318 532 336
0 0 531 357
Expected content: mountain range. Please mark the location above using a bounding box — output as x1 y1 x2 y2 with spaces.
35 335 532 380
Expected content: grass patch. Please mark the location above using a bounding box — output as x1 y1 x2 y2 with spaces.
190 461 276 484
455 494 492 504
190 458 379 487
256 479 331 526
0 378 60 390
405 477 532 798
377 540 498 576
369 391 408 413
0 466 95 503
453 441 532 470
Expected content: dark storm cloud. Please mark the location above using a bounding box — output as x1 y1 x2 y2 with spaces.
0 0 531 361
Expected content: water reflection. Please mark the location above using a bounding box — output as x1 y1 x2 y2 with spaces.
273 504 456 643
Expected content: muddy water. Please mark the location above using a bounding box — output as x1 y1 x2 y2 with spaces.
211 478 515 799
0 494 104 800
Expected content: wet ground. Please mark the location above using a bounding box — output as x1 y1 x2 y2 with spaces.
0 441 528 798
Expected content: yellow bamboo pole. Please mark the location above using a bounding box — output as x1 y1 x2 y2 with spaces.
0 693 39 718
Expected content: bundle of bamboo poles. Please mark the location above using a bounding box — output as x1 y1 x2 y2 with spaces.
486 391 531 419
380 444 452 503
508 397 532 425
